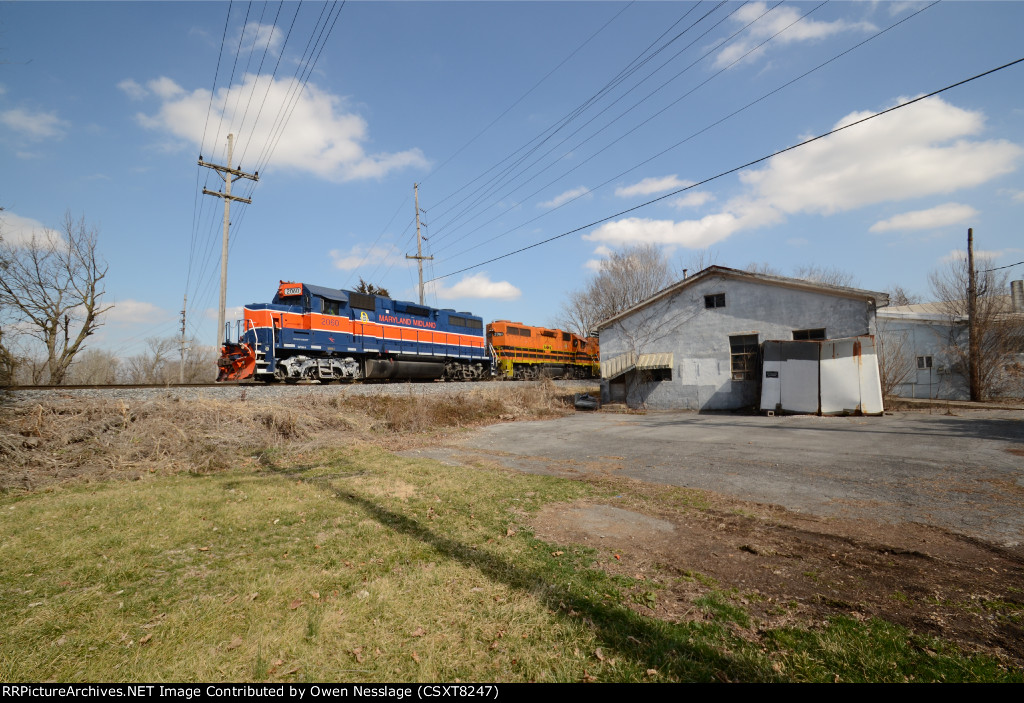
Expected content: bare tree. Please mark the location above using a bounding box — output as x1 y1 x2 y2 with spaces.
0 328 16 385
557 243 675 336
65 348 121 385
0 212 111 384
180 339 219 383
123 336 219 384
791 264 857 288
884 284 920 307
744 262 857 288
124 337 178 384
875 320 917 398
929 253 1024 400
744 261 782 276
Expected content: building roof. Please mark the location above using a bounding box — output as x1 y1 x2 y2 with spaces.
594 265 889 332
878 294 1022 323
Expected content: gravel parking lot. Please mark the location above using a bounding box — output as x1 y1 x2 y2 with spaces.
410 408 1024 546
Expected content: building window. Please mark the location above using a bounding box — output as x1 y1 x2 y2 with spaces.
730 334 759 381
705 293 726 309
917 355 933 369
644 368 672 382
793 328 826 341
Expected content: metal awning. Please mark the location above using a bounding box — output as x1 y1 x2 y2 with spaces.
601 352 674 379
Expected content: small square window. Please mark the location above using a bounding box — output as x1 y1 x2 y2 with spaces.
705 293 726 309
793 328 826 341
917 355 933 369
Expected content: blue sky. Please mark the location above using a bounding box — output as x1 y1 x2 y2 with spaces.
1 1 1023 356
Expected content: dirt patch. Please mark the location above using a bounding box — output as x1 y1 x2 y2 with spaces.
532 494 1024 668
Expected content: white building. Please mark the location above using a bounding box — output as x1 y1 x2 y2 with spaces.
595 266 887 411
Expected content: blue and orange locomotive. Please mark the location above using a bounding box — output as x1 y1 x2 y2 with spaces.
217 282 491 382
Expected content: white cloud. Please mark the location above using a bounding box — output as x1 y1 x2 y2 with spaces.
147 76 185 101
237 22 283 56
669 192 714 209
204 306 244 322
537 186 590 209
432 273 521 301
329 244 410 271
135 74 428 182
588 97 1021 252
0 211 61 248
714 2 876 69
0 107 68 139
585 214 747 250
118 79 148 100
1001 188 1024 203
107 300 171 325
870 203 978 233
615 175 692 198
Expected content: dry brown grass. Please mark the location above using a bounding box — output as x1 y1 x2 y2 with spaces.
0 382 576 492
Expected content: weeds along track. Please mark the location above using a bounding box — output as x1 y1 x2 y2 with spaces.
0 381 592 492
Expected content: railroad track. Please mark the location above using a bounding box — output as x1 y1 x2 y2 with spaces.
0 379 599 405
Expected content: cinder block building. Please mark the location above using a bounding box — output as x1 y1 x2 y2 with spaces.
595 266 888 410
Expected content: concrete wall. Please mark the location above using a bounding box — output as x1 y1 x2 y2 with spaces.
599 273 878 410
876 316 967 400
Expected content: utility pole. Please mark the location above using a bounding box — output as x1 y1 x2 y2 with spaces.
199 133 259 345
967 227 980 401
406 183 433 305
179 294 188 385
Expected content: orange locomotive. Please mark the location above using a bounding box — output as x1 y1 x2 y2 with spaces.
486 321 599 380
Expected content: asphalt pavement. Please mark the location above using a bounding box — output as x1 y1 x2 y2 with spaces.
406 408 1024 546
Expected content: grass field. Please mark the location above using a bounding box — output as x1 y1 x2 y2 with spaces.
1 386 1020 682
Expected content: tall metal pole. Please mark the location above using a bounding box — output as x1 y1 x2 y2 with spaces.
199 134 258 345
406 183 433 305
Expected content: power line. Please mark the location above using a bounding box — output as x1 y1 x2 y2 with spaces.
430 0 791 256
426 55 1024 284
982 260 1024 273
427 2 723 229
433 0 939 264
428 1 741 247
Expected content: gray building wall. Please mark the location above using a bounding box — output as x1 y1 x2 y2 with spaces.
876 315 967 400
599 273 879 410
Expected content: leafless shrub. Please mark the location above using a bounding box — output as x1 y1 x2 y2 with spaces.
876 321 916 398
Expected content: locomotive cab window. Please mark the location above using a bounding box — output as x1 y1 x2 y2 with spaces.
322 299 341 316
